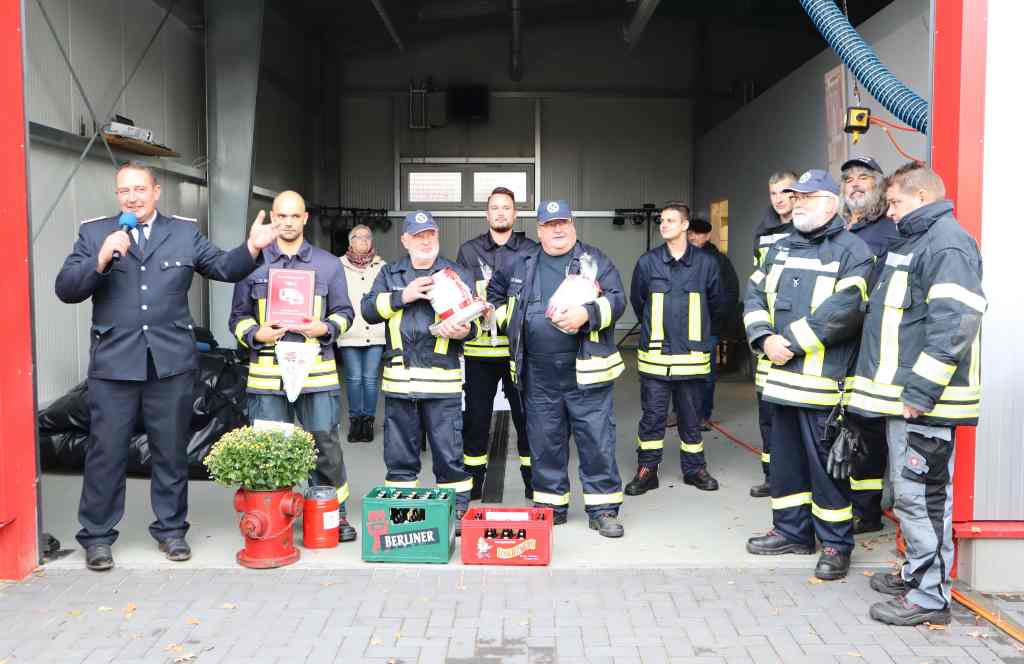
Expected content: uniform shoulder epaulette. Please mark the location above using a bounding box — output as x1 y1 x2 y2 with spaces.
79 215 107 225
171 214 198 223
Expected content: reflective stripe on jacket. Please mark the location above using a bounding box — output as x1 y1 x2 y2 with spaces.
744 215 874 409
847 200 985 426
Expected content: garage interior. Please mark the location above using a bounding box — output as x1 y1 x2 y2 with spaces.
24 0 1018 586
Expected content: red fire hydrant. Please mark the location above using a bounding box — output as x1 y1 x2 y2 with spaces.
234 488 304 569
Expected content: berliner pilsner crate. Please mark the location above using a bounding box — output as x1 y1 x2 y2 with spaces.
361 486 455 564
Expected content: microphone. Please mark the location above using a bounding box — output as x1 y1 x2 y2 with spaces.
113 211 138 261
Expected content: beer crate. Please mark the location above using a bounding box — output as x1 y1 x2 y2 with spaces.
460 507 553 566
361 486 455 564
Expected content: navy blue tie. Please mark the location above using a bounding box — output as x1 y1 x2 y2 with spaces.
136 224 148 255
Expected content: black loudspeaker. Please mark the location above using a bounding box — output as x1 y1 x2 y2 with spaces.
448 85 489 123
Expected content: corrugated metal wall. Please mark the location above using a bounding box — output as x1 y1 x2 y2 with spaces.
26 0 206 405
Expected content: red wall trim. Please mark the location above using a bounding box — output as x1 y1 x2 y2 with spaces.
954 522 1024 540
930 0 988 525
0 0 39 581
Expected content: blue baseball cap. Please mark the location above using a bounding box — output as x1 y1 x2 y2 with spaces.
403 210 438 235
784 169 840 195
537 200 572 224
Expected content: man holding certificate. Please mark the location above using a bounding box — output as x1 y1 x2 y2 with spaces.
229 190 357 542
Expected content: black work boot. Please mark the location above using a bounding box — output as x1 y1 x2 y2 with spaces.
347 417 360 442
853 516 884 534
361 416 376 442
746 529 815 555
624 465 659 496
749 481 771 498
85 544 114 571
869 596 951 626
683 467 719 491
588 513 624 538
870 571 908 596
814 546 851 580
338 516 357 542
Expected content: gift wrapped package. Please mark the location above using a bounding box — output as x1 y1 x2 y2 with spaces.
428 267 491 336
545 253 600 333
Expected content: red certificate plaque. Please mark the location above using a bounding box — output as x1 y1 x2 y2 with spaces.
266 268 315 326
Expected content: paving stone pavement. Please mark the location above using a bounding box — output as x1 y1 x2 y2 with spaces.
1 566 1022 664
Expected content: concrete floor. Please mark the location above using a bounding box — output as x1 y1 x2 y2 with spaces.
40 351 899 571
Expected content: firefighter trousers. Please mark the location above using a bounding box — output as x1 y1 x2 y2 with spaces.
769 405 854 555
383 396 472 511
462 358 532 496
757 392 773 479
636 377 707 474
848 414 887 524
887 418 955 610
523 352 623 518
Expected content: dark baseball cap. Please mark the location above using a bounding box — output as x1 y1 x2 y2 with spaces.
841 155 883 174
688 218 712 234
784 169 840 195
403 210 438 235
537 200 572 224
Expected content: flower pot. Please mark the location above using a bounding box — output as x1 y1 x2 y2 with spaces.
233 487 304 569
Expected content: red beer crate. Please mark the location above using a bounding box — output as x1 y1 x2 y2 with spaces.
460 507 553 566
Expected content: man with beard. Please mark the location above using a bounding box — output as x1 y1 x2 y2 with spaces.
749 171 797 498
488 201 627 537
687 218 740 428
625 206 725 497
840 156 901 535
230 190 357 542
363 211 475 531
457 187 537 500
743 170 873 580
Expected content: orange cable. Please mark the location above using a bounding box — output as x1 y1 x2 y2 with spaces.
870 116 918 132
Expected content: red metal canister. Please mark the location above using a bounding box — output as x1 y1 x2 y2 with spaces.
303 485 340 549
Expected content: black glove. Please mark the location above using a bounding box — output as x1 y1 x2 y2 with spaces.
826 426 854 480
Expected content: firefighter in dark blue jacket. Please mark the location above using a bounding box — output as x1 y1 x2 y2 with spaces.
362 211 475 530
743 170 874 581
55 162 274 571
488 201 627 538
229 190 356 542
456 187 537 500
625 203 725 496
839 156 902 535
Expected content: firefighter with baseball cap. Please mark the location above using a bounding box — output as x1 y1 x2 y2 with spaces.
487 200 627 537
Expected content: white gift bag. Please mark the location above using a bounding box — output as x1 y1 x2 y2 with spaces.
275 341 321 402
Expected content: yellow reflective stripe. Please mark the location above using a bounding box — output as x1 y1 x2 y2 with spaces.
789 318 824 376
519 456 531 467
505 296 517 326
437 478 473 493
328 313 349 335
638 361 710 377
313 295 324 321
464 345 511 358
749 270 765 285
336 483 350 503
884 270 909 308
849 477 883 491
576 353 625 384
388 310 404 352
464 454 488 467
680 441 704 454
912 352 956 386
434 334 450 355
927 283 987 313
533 491 570 506
303 373 340 388
942 385 980 401
247 376 281 391
927 402 980 419
688 292 702 341
376 291 397 319
784 257 840 273
969 333 981 387
810 276 836 313
475 279 487 299
767 293 778 326
584 492 623 506
637 350 710 365
257 297 267 325
385 480 418 488
771 492 812 510
493 304 508 326
811 502 853 523
765 264 784 293
637 438 664 450
466 335 509 347
763 383 840 407
836 276 868 302
760 452 770 463
595 296 613 330
589 330 599 343
234 318 258 346
382 365 463 395
876 310 904 385
850 375 902 398
847 392 903 416
650 292 665 342
744 310 771 329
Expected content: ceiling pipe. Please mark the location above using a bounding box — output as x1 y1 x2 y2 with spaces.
623 0 661 51
369 0 405 53
510 0 522 81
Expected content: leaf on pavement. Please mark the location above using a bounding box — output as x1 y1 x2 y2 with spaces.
926 623 946 631
808 577 825 585
98 606 113 612
164 644 184 653
66 609 82 617
220 602 238 610
186 618 200 625
862 571 875 577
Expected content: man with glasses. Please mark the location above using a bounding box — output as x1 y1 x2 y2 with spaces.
457 187 537 500
56 161 276 571
743 170 873 581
